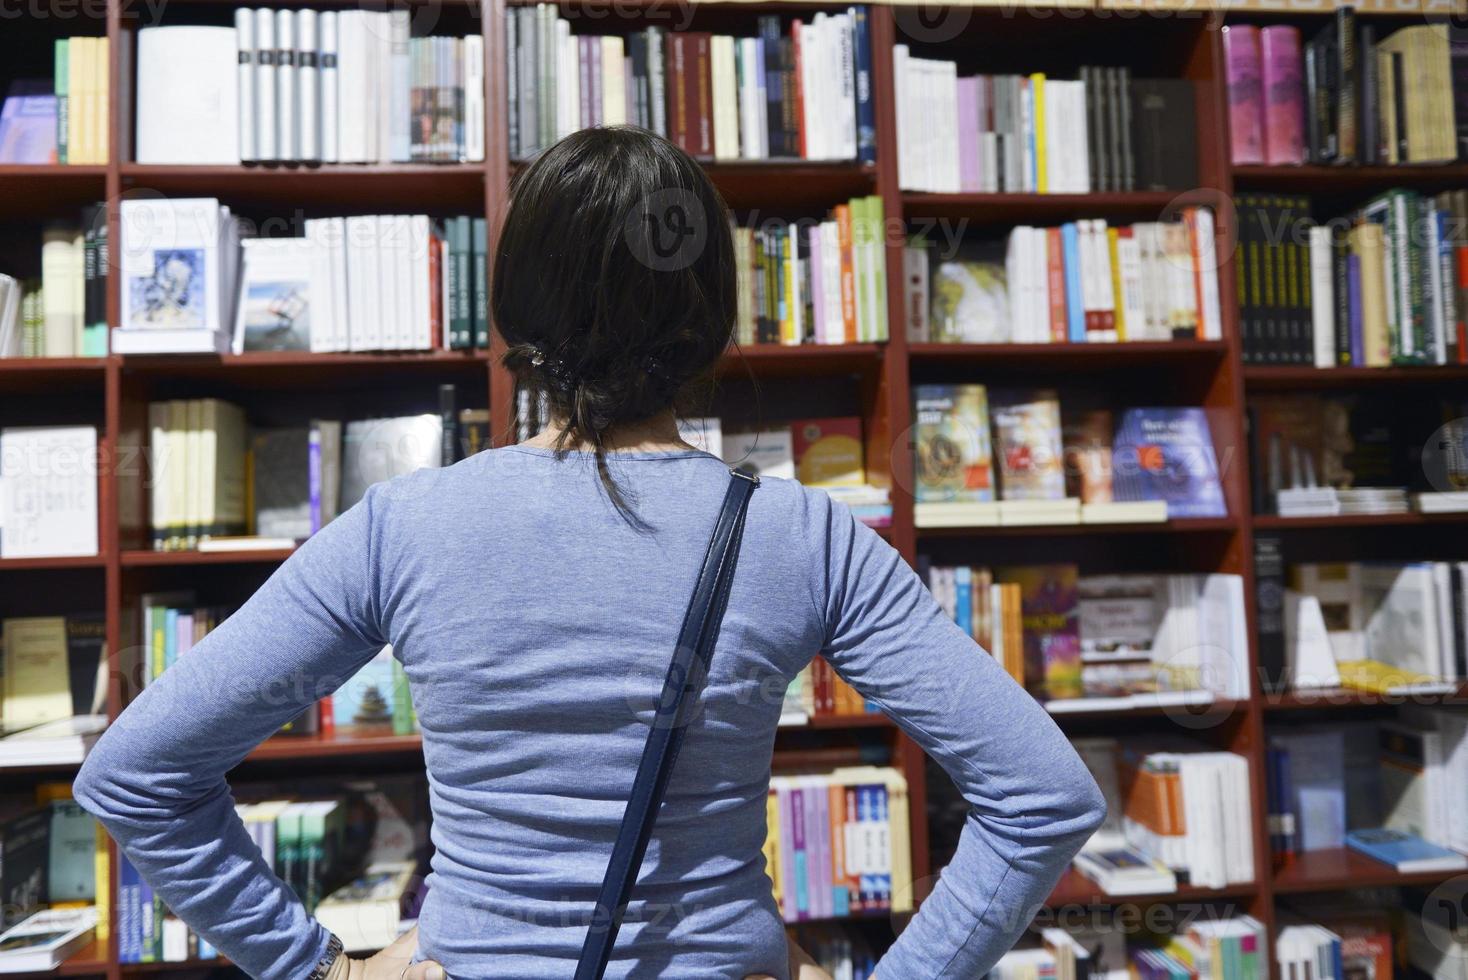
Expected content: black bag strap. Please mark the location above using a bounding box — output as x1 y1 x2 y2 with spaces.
574 469 760 980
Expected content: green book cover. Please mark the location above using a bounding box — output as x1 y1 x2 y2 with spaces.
275 805 305 902
448 217 471 349
47 800 97 902
298 801 343 914
54 39 68 164
868 196 887 342
391 658 416 735
471 218 488 349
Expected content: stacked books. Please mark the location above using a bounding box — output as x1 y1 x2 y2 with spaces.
0 37 108 164
1275 486 1408 517
715 416 891 528
990 916 1266 980
781 658 877 724
924 566 1250 706
765 767 913 921
891 55 1196 194
0 716 106 768
0 205 108 358
315 861 419 952
906 210 1223 343
133 19 484 165
1416 490 1468 513
1225 18 1463 167
136 594 228 688
1289 561 1468 695
1237 192 1468 367
507 7 876 163
731 195 889 345
789 926 877 980
0 908 97 973
1276 910 1393 980
116 198 490 355
911 386 1225 527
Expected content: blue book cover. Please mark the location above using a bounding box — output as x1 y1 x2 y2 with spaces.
1112 407 1227 518
1346 828 1468 871
163 608 179 670
954 566 972 637
1347 254 1363 366
850 7 876 164
332 648 398 734
119 855 140 963
1061 224 1085 342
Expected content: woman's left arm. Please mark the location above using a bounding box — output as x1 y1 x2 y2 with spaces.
74 485 394 980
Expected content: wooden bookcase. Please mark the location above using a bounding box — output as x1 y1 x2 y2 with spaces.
6 0 1468 976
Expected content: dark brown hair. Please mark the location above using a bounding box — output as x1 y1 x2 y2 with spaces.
493 127 737 514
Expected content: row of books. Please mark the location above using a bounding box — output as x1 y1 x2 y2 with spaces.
782 659 876 723
1237 192 1468 367
905 210 1223 345
0 206 107 359
765 767 913 922
0 38 109 165
508 7 876 163
0 613 105 749
146 393 485 551
925 566 1249 706
137 19 485 166
0 789 103 926
1074 737 1255 892
988 916 1266 980
892 57 1196 196
791 926 877 980
116 852 219 964
911 386 1227 525
1225 19 1463 167
116 199 490 356
731 196 889 346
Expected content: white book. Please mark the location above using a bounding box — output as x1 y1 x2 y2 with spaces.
737 38 761 160
556 24 576 142
302 221 337 352
603 35 627 128
797 22 819 159
1094 220 1117 340
835 13 856 160
336 12 366 163
937 60 960 193
235 9 257 162
297 9 320 162
464 34 485 162
344 215 376 350
1191 208 1222 341
408 215 432 350
377 215 400 350
135 26 240 164
0 908 98 973
392 214 414 350
40 228 81 357
276 10 297 160
232 237 329 354
710 36 738 161
388 11 410 162
254 11 277 160
892 45 911 189
117 198 229 343
0 426 98 558
319 11 339 163
1308 224 1335 367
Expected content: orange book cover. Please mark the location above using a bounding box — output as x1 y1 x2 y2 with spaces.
1046 227 1068 342
1186 208 1207 340
836 205 857 342
791 21 806 159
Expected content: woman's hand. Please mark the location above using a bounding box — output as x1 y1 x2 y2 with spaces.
326 927 446 980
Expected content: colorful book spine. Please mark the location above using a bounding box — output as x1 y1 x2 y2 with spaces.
1260 26 1305 165
1223 25 1264 165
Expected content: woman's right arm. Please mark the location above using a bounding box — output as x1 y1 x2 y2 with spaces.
806 494 1107 979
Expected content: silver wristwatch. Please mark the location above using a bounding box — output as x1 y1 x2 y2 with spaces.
306 934 345 980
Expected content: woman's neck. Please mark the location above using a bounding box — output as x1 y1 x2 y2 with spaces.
521 411 696 454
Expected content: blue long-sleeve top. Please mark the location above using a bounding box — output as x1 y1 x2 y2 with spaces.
74 446 1106 979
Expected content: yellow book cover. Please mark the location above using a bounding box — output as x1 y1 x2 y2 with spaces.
95 823 110 942
67 37 88 164
884 770 914 914
94 38 110 164
2 617 73 729
763 790 781 908
1337 659 1448 694
1108 227 1126 340
1030 73 1047 193
792 417 865 488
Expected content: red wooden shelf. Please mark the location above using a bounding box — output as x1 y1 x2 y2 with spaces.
1254 512 1468 530
902 191 1182 224
0 554 107 571
247 732 424 761
120 548 296 567
909 341 1227 368
1233 163 1468 191
119 163 487 209
58 941 109 977
1046 869 1256 907
120 956 228 975
1273 846 1467 893
512 158 877 209
720 343 884 376
0 166 108 218
1244 364 1468 388
800 713 893 729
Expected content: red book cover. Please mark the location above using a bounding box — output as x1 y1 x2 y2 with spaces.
692 33 713 158
319 697 335 738
1222 25 1265 165
428 230 443 349
1260 26 1305 165
1046 227 1067 342
791 21 806 158
666 33 690 154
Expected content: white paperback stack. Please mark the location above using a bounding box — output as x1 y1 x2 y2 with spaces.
114 198 240 354
1071 736 1178 895
0 425 99 558
133 16 484 166
1416 491 1468 513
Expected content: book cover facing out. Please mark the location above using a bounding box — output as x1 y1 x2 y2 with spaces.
791 417 864 488
991 389 1065 502
1113 408 1227 518
912 384 993 504
998 564 1082 701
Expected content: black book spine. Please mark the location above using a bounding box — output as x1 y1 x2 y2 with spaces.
1238 194 1254 364
1254 534 1289 694
506 11 518 157
1336 8 1357 164
1117 66 1134 192
82 204 100 339
1359 25 1377 165
438 384 458 466
758 17 783 157
1305 41 1323 163
1392 51 1408 162
1333 224 1352 366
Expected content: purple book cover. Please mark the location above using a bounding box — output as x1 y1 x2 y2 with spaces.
1261 26 1306 165
806 781 831 918
775 785 797 922
0 79 57 164
957 75 981 192
1347 253 1363 366
1113 407 1227 517
1222 26 1264 165
789 787 808 919
807 223 826 343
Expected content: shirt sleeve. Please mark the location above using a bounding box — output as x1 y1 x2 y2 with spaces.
809 494 1107 980
73 486 390 980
